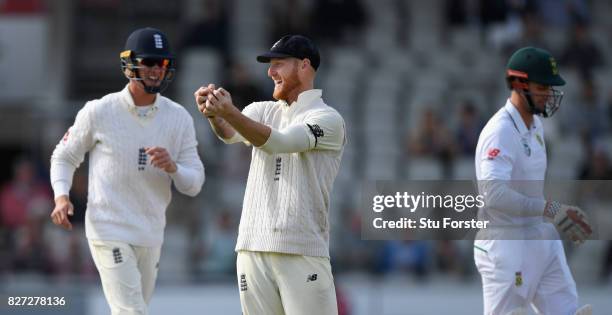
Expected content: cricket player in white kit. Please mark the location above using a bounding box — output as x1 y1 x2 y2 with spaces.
49 27 205 315
474 47 593 315
194 34 345 315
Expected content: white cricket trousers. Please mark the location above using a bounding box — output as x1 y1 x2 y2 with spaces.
236 250 338 315
88 240 161 315
474 239 579 315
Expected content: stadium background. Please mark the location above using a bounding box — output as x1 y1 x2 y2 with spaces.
1 0 612 314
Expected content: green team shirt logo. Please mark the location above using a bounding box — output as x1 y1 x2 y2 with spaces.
550 57 559 75
515 271 523 287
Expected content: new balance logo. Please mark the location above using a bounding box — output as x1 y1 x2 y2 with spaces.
112 248 123 264
307 274 318 282
240 274 248 291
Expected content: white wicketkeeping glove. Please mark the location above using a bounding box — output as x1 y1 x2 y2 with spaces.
544 201 593 245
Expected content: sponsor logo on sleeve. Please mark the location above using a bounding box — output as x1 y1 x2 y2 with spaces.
487 148 500 160
62 129 70 143
307 124 324 147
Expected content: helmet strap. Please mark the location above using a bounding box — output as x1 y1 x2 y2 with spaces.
123 65 163 94
139 80 161 94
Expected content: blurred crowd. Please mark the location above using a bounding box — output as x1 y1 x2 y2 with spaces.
1 0 612 291
0 158 96 279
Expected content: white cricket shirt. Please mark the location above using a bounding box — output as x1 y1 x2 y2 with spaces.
475 99 549 227
50 85 205 247
223 89 345 258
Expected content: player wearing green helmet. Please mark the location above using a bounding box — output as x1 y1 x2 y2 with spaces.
474 46 592 315
506 46 565 118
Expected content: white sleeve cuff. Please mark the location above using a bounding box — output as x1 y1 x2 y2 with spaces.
169 163 189 183
50 159 77 199
169 163 203 197
532 198 547 216
481 181 547 217
52 180 71 199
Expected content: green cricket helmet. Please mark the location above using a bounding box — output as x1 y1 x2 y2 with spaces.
506 46 565 117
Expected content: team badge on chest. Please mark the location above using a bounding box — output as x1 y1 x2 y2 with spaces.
515 271 523 287
521 138 531 157
535 134 544 147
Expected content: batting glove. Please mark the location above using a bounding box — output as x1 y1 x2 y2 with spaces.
544 201 593 245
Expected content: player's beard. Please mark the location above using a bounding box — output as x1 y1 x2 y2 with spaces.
272 67 301 102
524 92 549 113
533 94 550 109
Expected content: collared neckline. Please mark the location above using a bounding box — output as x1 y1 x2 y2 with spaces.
284 89 322 109
120 84 160 118
504 99 533 136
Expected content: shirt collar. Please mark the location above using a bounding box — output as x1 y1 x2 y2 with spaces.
504 99 532 136
120 84 160 117
295 89 322 106
282 89 322 108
